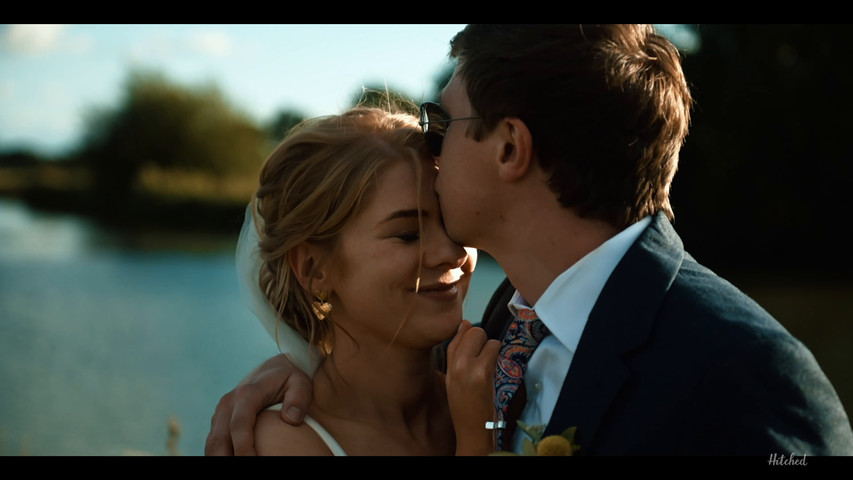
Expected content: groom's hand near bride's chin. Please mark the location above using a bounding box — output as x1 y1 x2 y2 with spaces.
205 353 313 456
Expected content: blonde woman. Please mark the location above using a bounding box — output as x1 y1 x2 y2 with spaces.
233 105 499 455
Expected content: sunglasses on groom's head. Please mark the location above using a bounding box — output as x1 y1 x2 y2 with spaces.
419 102 480 157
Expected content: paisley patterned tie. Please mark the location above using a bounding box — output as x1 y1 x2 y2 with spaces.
493 307 549 451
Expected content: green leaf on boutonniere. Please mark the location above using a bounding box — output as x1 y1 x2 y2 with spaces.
521 437 537 456
561 426 577 442
552 426 581 456
516 420 545 442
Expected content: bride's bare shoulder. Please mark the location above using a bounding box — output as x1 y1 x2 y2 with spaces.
255 409 334 456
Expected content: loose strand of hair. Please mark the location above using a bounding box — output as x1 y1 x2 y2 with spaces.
388 149 425 349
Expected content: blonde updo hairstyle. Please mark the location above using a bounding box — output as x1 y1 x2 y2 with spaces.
252 105 428 356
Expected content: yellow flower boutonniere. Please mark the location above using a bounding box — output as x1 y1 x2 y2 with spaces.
490 422 581 456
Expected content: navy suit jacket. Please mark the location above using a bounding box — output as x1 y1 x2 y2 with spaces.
480 212 853 455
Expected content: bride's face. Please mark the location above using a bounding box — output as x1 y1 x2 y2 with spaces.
324 157 470 349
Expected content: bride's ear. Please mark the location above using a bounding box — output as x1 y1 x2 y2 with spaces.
288 243 329 293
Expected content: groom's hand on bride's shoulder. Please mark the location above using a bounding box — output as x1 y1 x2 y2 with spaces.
205 353 314 456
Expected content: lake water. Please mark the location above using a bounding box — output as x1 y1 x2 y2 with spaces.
4 198 850 456
0 198 507 456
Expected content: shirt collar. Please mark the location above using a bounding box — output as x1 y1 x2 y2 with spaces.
508 216 652 352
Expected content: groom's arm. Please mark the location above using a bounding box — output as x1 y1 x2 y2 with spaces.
205 353 313 456
685 334 853 455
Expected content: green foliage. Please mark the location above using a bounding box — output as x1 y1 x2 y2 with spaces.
0 149 44 167
268 108 307 143
76 69 267 204
428 63 454 103
674 25 853 275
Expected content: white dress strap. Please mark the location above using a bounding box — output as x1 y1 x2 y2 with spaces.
302 415 348 456
264 404 348 456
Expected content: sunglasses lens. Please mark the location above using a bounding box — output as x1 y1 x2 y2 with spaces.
420 103 448 156
425 131 443 157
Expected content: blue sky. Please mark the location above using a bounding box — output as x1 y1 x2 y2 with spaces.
0 24 468 157
0 24 697 158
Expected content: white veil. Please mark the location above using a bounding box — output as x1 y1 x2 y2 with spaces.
235 203 321 377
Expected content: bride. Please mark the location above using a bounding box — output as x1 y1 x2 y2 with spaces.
233 104 499 455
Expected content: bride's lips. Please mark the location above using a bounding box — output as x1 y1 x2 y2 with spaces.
412 281 459 301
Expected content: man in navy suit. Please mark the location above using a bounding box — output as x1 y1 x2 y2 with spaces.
206 24 853 455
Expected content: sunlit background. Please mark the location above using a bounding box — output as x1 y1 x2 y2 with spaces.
0 24 483 156
1 24 850 456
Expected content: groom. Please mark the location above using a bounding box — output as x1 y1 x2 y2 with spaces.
206 24 853 455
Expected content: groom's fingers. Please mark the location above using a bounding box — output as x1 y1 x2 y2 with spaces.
226 369 312 455
205 381 266 456
204 353 315 456
228 383 265 456
205 390 237 456
280 371 313 425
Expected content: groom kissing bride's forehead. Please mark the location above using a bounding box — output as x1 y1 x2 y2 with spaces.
207 24 853 456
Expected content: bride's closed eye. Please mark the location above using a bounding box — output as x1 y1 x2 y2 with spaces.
394 232 420 243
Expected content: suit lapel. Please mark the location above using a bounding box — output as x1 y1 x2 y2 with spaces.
481 276 515 340
543 213 685 450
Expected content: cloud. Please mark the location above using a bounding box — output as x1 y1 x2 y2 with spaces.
125 29 232 65
64 32 94 55
1 24 66 55
187 31 233 57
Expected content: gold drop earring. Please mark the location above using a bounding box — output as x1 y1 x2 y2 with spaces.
314 290 332 318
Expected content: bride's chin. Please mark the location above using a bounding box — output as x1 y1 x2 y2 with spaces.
438 314 465 334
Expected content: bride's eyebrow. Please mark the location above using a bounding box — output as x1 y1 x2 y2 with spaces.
378 209 429 225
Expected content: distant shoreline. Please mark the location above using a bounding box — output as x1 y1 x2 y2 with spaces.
0 163 250 235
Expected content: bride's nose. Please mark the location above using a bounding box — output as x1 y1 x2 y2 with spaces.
423 229 467 271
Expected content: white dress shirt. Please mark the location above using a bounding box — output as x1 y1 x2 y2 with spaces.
506 216 651 453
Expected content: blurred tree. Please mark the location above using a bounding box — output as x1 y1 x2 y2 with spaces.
428 64 454 103
75 69 267 210
0 149 43 167
674 25 853 276
268 108 307 143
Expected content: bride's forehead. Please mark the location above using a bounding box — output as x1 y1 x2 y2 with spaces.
357 161 436 217
370 163 420 202
375 157 433 189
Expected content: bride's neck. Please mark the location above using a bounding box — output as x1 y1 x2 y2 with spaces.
312 346 444 423
308 343 455 456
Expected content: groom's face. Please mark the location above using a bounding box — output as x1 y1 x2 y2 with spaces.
432 69 497 249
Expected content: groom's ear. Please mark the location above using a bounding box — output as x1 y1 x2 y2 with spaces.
288 243 328 292
496 117 534 182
